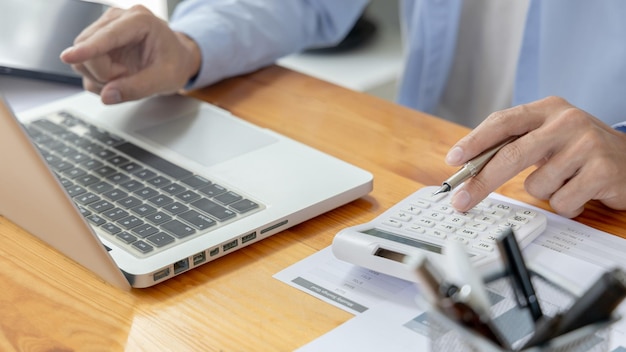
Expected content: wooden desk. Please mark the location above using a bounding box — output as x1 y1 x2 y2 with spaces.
1 66 625 351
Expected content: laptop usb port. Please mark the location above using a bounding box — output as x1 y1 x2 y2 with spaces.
192 251 207 266
223 239 238 252
242 232 257 244
153 268 170 281
173 258 190 274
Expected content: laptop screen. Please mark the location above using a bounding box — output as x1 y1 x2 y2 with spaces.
0 0 105 85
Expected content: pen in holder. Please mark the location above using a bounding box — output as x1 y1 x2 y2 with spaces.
407 229 624 352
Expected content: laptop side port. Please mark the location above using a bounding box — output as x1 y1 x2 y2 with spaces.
173 258 190 274
192 251 207 266
153 268 170 281
223 239 238 252
209 247 219 257
241 231 257 244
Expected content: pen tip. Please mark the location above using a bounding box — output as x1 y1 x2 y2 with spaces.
433 184 450 195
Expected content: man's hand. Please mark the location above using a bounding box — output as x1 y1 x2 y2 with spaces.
60 5 200 104
446 96 626 218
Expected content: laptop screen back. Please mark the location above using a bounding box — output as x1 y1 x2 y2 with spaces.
0 0 105 85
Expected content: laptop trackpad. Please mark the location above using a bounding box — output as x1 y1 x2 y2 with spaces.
135 111 278 167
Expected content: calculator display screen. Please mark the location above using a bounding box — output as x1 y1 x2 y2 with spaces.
361 228 443 255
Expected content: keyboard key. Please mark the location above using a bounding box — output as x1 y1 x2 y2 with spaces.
131 241 153 254
103 208 129 221
118 196 143 209
230 199 259 214
162 220 196 238
131 223 159 238
191 198 236 222
161 202 188 215
161 183 186 195
117 215 144 230
135 187 160 200
144 212 172 225
147 194 174 207
131 204 157 217
146 232 175 247
181 175 211 189
103 189 129 202
175 190 200 203
102 223 122 235
74 192 100 205
214 191 243 206
89 181 114 193
116 232 137 244
198 184 227 197
89 199 115 213
179 210 216 230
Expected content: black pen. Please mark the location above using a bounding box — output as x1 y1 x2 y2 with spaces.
496 227 543 321
524 267 626 347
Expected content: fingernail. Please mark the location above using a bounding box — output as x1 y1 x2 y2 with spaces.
60 46 73 57
445 146 464 165
102 89 122 104
451 189 471 211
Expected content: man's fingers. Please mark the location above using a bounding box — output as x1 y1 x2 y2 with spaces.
447 97 568 166
61 7 154 65
100 66 179 104
450 132 552 211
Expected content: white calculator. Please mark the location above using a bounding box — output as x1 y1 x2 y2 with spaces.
332 186 547 281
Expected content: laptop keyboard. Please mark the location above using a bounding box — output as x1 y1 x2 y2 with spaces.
23 111 264 257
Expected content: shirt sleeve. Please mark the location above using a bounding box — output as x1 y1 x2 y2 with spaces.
169 0 369 90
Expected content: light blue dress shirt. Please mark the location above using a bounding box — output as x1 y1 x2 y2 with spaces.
170 0 626 126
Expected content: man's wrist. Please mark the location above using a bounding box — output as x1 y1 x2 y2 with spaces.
175 31 201 87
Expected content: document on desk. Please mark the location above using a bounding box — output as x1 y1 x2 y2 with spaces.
274 194 626 351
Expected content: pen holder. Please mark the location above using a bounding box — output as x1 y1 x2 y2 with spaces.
421 271 618 352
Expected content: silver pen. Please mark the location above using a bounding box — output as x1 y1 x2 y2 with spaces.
433 137 517 195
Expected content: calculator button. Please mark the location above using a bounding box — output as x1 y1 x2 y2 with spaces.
508 214 530 225
434 204 454 214
445 216 466 226
467 222 488 232
474 215 497 225
493 203 512 212
499 222 521 231
391 212 412 222
483 209 509 219
480 234 499 243
403 205 422 215
434 223 456 233
382 219 402 228
407 225 426 234
426 229 447 239
457 228 478 239
426 212 446 221
450 236 468 245
411 200 431 209
517 209 538 218
472 241 495 252
416 218 436 228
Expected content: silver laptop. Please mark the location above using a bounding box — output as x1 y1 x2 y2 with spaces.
0 0 105 85
0 92 373 289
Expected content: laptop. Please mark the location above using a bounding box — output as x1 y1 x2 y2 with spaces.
0 92 373 289
0 0 107 85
